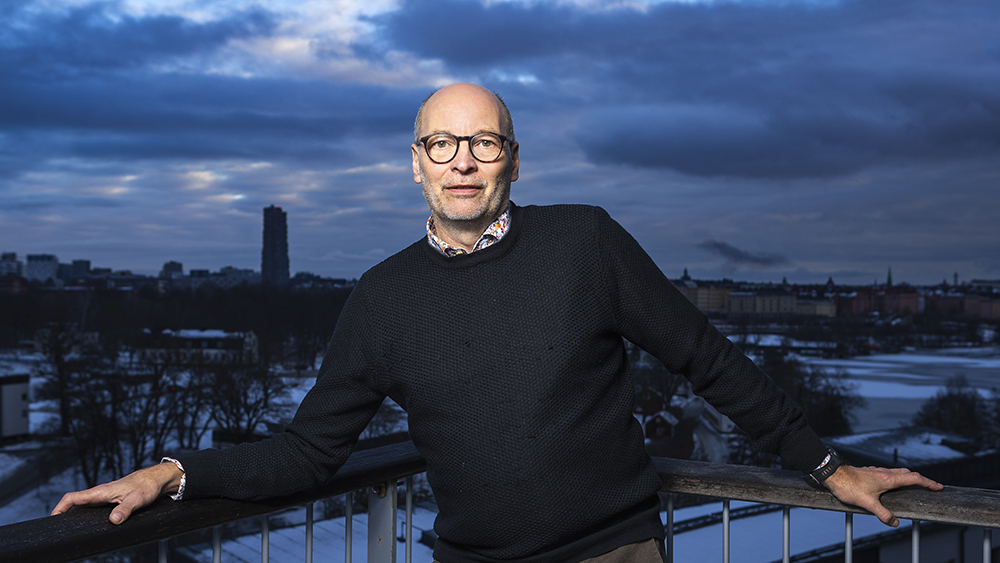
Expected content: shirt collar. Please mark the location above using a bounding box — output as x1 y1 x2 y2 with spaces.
426 204 511 257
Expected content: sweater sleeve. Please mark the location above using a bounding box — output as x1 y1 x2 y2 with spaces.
176 278 387 500
595 208 828 474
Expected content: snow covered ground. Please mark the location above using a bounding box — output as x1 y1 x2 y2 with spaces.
0 466 88 525
798 346 1000 432
0 453 26 483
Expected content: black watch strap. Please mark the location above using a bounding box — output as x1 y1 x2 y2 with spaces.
807 448 845 486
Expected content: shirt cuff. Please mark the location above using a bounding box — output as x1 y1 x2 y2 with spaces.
160 457 187 501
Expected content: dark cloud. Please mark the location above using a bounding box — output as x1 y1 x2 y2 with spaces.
578 77 1000 178
697 240 791 270
1 2 275 76
0 69 418 166
374 0 1000 180
8 196 124 211
0 2 429 167
2 0 998 285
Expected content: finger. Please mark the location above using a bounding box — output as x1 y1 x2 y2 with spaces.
109 503 132 525
50 488 117 515
110 486 161 525
864 499 899 528
889 470 944 491
51 493 78 516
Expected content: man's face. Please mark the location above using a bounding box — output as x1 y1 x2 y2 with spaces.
411 84 519 228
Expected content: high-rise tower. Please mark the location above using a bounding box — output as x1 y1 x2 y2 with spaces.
262 205 289 287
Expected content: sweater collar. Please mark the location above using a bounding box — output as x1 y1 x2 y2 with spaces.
426 204 511 257
420 202 525 269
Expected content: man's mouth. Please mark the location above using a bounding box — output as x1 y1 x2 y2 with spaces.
444 183 485 194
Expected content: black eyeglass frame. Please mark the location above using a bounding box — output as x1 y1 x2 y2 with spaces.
416 132 511 164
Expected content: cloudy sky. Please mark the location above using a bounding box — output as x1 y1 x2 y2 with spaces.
3 0 998 286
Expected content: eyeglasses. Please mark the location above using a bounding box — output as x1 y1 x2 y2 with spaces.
417 132 509 164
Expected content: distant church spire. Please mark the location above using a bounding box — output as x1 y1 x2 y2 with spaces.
887 267 893 288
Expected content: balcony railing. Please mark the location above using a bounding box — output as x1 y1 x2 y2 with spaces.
2 441 999 563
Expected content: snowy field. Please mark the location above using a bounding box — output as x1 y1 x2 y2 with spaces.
0 466 89 525
0 453 26 483
798 346 1000 432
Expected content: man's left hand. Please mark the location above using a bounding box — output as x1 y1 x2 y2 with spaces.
822 465 944 527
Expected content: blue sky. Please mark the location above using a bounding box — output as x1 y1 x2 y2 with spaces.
2 0 998 285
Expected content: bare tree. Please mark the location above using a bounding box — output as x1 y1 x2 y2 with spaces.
115 361 181 473
913 375 989 440
758 349 866 437
170 364 216 450
209 362 288 443
36 323 80 437
64 360 120 487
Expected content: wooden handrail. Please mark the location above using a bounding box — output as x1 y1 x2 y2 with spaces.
0 441 426 563
654 456 1000 528
2 442 998 563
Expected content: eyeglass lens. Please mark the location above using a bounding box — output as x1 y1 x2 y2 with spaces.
424 133 504 163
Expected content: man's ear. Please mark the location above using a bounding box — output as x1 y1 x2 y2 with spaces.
509 141 520 182
411 144 422 184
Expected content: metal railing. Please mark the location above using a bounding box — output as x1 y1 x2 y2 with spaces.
2 441 999 563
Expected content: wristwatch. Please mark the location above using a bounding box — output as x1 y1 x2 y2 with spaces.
807 448 845 486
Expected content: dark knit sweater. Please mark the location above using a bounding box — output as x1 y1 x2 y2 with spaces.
177 203 827 562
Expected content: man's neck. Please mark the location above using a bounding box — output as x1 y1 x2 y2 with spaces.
431 206 507 252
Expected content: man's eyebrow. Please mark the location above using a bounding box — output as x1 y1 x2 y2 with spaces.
424 130 502 136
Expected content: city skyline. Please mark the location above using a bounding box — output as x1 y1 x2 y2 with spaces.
2 0 998 285
2 201 995 287
1 245 988 290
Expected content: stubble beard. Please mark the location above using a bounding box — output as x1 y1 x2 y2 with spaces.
419 167 512 226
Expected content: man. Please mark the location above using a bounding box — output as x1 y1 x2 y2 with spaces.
54 83 942 563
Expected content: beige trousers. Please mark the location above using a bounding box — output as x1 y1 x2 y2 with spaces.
581 538 667 563
433 538 667 563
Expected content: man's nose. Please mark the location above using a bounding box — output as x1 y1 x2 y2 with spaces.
451 140 479 173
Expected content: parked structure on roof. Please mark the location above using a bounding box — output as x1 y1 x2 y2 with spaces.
134 329 259 366
0 374 29 440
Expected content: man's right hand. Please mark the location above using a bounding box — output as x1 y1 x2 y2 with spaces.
51 461 184 525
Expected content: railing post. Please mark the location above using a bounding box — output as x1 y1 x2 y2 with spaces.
306 503 314 563
346 492 354 563
261 515 269 563
782 506 790 563
212 526 222 563
845 513 853 563
985 528 992 563
405 477 414 563
369 481 397 563
722 500 730 563
911 520 920 563
666 494 674 563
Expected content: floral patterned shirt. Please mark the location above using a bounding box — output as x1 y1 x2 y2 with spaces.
426 205 511 257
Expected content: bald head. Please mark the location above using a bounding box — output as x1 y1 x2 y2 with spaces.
413 83 514 144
